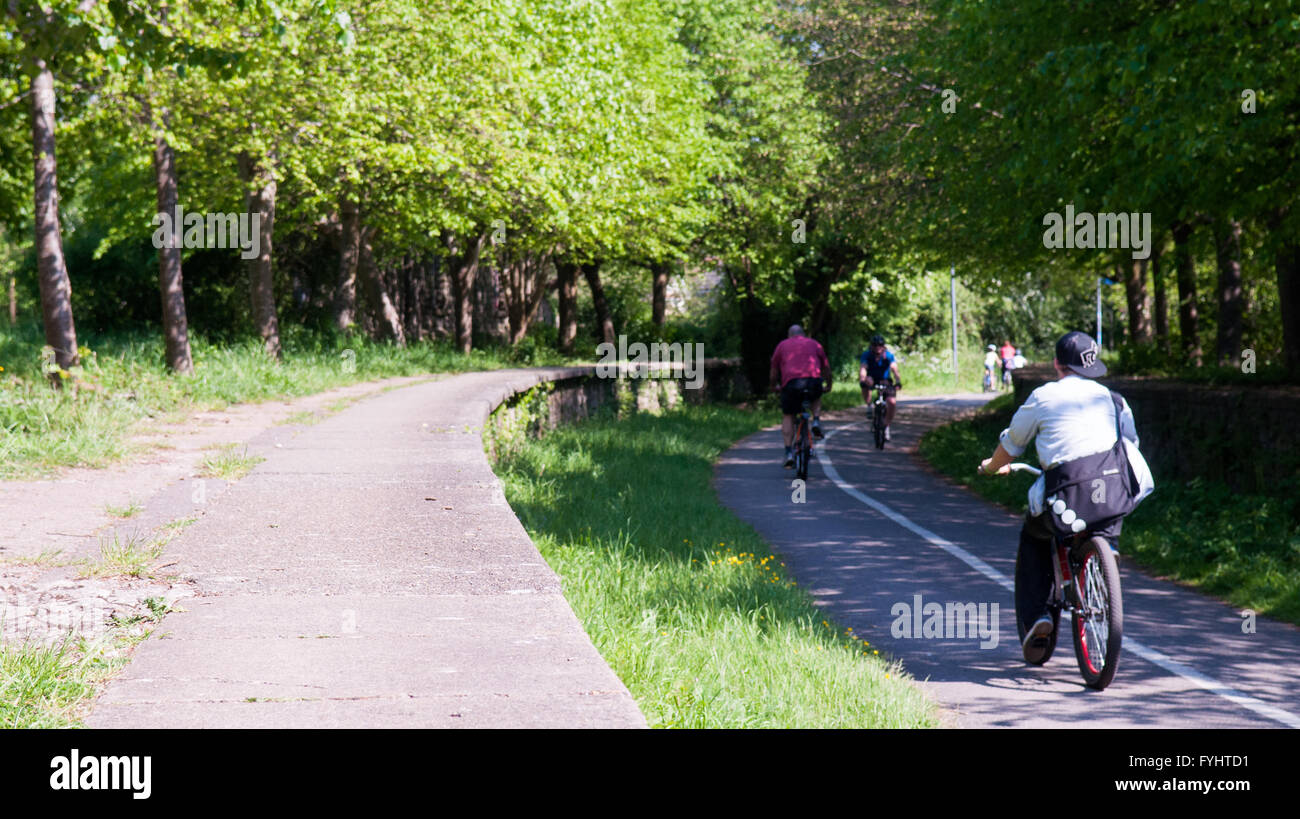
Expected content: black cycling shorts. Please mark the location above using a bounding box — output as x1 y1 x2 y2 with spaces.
780 377 823 415
863 379 897 398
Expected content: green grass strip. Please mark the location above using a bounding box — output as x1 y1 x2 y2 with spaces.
0 324 575 480
918 395 1300 626
491 403 939 728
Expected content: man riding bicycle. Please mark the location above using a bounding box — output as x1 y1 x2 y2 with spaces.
978 331 1153 664
770 325 831 468
858 334 901 441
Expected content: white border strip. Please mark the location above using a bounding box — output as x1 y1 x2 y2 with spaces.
817 423 1300 729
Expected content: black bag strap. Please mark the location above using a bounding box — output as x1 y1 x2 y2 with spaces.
1109 390 1124 440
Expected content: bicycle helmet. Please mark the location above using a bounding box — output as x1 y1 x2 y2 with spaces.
870 334 885 346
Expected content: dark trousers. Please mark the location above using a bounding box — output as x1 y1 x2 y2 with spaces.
1015 511 1123 633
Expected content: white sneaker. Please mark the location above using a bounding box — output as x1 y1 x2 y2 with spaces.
884 426 891 441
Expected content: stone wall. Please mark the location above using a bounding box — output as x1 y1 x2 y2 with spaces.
484 359 751 459
1012 365 1300 492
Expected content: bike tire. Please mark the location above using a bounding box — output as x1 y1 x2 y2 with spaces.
872 403 886 449
794 420 810 480
1070 536 1123 690
1014 541 1060 665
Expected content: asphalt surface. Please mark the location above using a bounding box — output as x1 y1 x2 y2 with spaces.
715 393 1300 728
87 367 645 729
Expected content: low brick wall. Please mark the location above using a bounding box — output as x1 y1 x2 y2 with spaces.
543 357 750 425
1012 365 1300 492
485 359 751 459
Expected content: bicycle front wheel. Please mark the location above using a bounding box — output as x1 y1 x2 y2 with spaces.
1071 536 1123 690
872 404 886 449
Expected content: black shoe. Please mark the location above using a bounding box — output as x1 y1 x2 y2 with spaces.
1022 615 1055 664
783 447 794 468
811 419 824 439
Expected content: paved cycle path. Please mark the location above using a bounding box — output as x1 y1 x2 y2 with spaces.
87 368 645 729
715 394 1300 728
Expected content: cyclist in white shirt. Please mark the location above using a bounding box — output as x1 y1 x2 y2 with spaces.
978 331 1153 664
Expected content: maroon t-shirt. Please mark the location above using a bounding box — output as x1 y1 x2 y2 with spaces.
771 336 829 388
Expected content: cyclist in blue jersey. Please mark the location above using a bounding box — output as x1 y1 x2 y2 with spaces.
858 334 902 441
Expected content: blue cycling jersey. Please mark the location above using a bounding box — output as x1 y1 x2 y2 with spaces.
859 349 895 381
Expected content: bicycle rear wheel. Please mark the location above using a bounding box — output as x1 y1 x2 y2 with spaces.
794 419 810 480
1070 536 1123 690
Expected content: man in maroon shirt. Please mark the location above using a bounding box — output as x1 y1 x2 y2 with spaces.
769 325 832 467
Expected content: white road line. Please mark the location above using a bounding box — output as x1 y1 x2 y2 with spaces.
817 422 1300 729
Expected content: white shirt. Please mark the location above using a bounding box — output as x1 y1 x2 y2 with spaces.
999 375 1154 515
984 351 999 368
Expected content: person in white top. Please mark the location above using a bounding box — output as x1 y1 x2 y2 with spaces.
983 345 999 391
977 331 1154 664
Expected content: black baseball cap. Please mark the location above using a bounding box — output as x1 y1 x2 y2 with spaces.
1055 331 1106 377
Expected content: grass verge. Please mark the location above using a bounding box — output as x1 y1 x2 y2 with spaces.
0 601 173 728
490 402 938 728
918 394 1300 626
0 324 577 480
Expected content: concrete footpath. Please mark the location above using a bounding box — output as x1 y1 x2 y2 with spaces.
87 367 646 728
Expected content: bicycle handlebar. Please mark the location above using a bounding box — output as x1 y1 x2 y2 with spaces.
1007 463 1042 476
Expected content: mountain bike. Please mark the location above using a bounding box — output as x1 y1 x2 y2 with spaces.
983 368 994 393
1004 463 1124 690
792 399 813 480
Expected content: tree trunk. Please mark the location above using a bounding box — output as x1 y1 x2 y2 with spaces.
651 261 669 326
29 61 78 381
583 259 615 345
151 119 193 373
1123 255 1153 344
1276 240 1300 378
358 227 405 345
1172 221 1201 366
1212 218 1244 366
334 196 360 334
237 151 281 360
1152 241 1169 353
501 251 552 345
556 259 579 353
445 232 485 354
432 255 453 339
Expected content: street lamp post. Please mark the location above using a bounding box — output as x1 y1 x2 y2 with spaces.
950 266 958 388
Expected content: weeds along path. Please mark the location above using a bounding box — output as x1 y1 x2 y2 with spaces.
80 367 644 728
714 393 1300 728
